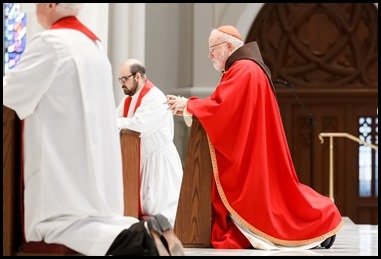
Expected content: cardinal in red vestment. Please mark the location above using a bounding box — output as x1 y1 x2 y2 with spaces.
167 25 343 250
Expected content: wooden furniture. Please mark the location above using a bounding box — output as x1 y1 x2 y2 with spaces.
3 107 78 256
120 129 140 218
2 110 141 255
174 118 213 248
3 106 18 256
120 118 214 248
3 108 213 255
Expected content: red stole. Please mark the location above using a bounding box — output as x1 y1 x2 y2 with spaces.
50 16 99 41
122 80 155 217
123 80 154 117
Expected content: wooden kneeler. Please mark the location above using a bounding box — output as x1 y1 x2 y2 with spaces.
120 128 140 218
18 242 77 256
120 119 214 247
174 118 213 248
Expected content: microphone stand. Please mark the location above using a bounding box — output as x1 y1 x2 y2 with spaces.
274 79 316 187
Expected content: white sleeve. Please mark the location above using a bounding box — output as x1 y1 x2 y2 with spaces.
3 33 60 119
115 97 126 118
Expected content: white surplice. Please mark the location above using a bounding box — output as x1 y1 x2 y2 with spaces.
116 86 183 227
3 29 139 255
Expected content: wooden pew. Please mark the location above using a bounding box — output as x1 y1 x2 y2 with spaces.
119 129 140 218
174 118 212 248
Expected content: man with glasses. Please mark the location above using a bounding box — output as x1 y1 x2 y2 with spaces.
116 58 184 230
3 3 183 256
166 25 342 251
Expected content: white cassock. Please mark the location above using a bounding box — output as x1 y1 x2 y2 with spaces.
116 86 184 227
3 29 139 255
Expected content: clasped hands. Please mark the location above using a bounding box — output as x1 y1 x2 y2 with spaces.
166 95 188 116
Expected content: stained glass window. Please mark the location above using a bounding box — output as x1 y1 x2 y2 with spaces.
4 3 27 73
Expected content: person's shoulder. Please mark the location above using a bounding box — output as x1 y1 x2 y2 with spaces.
233 59 262 71
27 30 64 51
151 85 165 94
237 59 257 66
32 29 67 44
147 86 167 101
230 59 255 72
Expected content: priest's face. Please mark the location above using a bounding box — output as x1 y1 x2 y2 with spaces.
123 77 138 96
208 34 230 72
211 48 229 72
119 62 139 96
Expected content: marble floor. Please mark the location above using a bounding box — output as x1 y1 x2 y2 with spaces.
183 217 378 256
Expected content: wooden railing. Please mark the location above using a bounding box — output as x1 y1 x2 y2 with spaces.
318 132 378 201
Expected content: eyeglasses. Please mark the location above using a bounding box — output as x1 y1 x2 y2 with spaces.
209 41 227 52
118 73 136 84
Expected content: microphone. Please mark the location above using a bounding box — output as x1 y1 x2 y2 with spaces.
273 79 294 88
273 78 315 187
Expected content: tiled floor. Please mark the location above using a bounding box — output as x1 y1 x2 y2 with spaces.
183 217 378 256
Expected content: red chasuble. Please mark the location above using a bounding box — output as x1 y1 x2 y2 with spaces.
186 42 343 248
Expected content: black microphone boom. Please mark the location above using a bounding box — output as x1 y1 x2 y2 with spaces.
273 78 316 187
273 79 294 88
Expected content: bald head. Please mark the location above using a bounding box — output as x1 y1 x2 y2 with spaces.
124 58 144 68
120 58 147 81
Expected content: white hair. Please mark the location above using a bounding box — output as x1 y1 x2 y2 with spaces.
56 3 82 17
211 29 244 52
227 34 244 51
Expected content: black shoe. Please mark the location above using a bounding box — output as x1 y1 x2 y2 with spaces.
320 234 336 249
147 214 185 256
